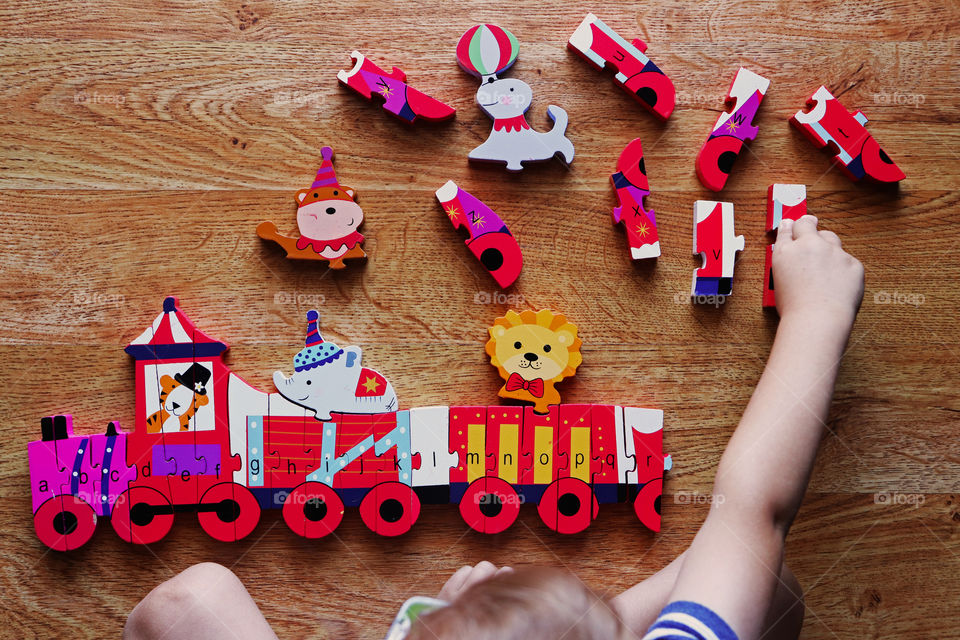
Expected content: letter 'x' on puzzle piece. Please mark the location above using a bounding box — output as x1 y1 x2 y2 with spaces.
435 180 523 288
567 13 676 121
763 184 807 308
790 85 905 183
337 51 456 125
695 67 770 192
691 200 745 299
610 138 660 260
456 24 575 172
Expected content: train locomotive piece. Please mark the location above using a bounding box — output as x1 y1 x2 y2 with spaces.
28 297 669 550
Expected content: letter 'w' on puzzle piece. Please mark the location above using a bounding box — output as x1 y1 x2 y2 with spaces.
691 200 744 299
435 180 523 288
610 138 660 260
763 184 807 308
790 86 905 184
256 146 367 269
337 51 456 125
695 68 770 192
567 13 675 121
456 24 575 172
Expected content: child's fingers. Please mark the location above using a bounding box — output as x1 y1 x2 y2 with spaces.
440 565 475 598
792 215 819 239
776 219 795 248
819 229 842 246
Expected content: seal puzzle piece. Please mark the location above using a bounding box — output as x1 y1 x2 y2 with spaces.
257 146 366 268
610 138 660 259
695 67 770 192
691 200 744 298
790 86 904 183
763 184 807 308
435 180 523 288
567 13 675 121
337 51 455 124
456 24 575 171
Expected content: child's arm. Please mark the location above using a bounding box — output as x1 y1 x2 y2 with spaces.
635 216 864 639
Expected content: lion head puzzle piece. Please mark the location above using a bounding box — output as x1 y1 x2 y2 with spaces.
567 13 675 121
692 200 744 299
695 68 770 192
610 138 660 260
337 51 456 125
485 310 583 414
257 146 367 269
435 180 523 288
790 86 905 183
456 24 575 172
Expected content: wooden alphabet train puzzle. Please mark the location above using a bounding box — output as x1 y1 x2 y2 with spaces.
28 298 669 550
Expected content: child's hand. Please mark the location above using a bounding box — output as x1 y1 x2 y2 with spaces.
437 561 512 602
773 215 864 325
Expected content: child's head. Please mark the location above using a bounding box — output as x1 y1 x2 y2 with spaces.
407 566 627 640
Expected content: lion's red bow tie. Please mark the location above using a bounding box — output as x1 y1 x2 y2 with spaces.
505 373 544 397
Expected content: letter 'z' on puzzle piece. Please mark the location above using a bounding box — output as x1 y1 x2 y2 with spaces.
763 184 807 308
695 67 770 192
567 13 675 121
691 200 744 298
485 310 583 414
435 180 523 288
790 86 905 183
257 146 367 269
610 138 660 259
337 51 456 124
456 24 575 171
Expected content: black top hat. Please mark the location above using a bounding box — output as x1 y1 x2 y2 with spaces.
174 363 211 395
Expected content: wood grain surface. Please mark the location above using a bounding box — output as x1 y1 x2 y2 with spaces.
1 1 958 638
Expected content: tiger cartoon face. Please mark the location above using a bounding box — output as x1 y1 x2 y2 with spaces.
145 364 211 433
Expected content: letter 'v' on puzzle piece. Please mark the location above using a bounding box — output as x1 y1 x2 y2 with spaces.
691 200 744 299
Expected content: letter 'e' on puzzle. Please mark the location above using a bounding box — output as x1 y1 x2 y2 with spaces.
456 24 575 172
763 184 807 308
790 86 904 183
610 138 660 259
567 13 676 121
695 67 770 192
691 200 744 299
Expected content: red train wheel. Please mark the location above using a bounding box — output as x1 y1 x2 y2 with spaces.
34 494 97 551
537 477 598 534
633 478 662 532
111 486 174 545
459 477 521 534
359 482 421 537
198 482 261 542
283 482 344 539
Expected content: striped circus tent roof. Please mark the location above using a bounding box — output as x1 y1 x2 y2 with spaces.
125 296 228 360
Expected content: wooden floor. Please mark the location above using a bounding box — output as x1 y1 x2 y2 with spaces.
1 1 958 638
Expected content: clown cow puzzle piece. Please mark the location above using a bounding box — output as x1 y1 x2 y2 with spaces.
435 180 523 288
257 146 366 268
763 184 807 308
790 86 905 183
695 68 770 192
337 51 456 124
692 200 745 298
456 24 575 171
485 309 583 414
567 13 676 121
610 138 660 259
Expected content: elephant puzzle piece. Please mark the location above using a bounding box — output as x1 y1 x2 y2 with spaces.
257 146 366 269
790 86 905 183
567 13 676 121
763 184 807 308
456 24 575 172
337 51 455 124
273 310 398 421
435 180 523 288
610 138 660 259
695 68 770 192
691 200 744 298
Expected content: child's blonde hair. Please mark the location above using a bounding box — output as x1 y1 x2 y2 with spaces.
408 567 627 640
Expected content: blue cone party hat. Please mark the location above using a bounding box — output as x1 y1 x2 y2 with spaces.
293 310 344 371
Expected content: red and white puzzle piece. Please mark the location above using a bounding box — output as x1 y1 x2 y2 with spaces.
610 138 660 259
692 200 744 299
763 184 807 308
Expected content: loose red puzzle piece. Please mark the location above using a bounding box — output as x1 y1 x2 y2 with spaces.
763 184 808 308
692 200 745 298
610 138 660 259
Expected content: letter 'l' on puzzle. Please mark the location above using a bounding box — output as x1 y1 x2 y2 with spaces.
610 138 660 259
763 184 807 308
790 86 904 183
695 67 770 192
691 200 744 298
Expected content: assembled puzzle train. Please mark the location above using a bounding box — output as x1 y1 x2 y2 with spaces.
28 298 670 551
